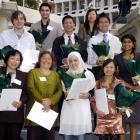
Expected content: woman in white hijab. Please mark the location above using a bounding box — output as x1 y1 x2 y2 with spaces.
59 51 96 140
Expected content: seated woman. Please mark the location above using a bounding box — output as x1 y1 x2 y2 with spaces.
0 49 28 140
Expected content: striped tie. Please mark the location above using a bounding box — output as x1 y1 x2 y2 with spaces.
67 36 72 46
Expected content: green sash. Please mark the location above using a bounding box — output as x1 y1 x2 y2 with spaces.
59 70 86 90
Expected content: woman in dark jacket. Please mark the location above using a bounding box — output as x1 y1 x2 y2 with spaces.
114 34 140 140
0 49 28 140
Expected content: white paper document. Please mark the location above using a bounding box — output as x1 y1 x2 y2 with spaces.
20 49 39 72
27 101 58 130
0 89 22 111
66 78 90 100
95 88 109 114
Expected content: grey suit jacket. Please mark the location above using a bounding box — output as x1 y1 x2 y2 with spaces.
31 20 63 51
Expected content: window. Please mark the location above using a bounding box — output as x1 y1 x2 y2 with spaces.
104 0 109 6
87 0 92 5
57 3 62 13
95 0 101 7
72 1 76 10
113 0 119 5
79 0 85 9
64 2 69 12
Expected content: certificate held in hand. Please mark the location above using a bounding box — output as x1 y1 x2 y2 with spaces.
0 89 22 111
66 78 90 100
27 101 58 130
95 88 109 114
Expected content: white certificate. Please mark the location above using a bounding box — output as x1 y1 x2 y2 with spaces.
66 78 90 100
27 101 58 130
0 89 22 111
20 49 39 72
95 88 109 114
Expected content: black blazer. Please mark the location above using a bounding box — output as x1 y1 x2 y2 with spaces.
114 52 140 84
0 67 28 123
52 34 88 70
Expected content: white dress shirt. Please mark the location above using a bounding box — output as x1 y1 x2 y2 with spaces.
0 28 36 53
64 33 75 45
88 32 122 65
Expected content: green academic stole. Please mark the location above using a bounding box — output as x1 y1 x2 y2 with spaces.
59 70 86 90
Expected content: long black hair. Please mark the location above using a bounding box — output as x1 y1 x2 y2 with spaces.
84 9 97 36
121 34 136 54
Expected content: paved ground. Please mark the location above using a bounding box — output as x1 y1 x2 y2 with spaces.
21 126 140 140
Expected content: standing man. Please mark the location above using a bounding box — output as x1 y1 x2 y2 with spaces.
52 15 88 71
31 2 63 51
88 12 122 79
0 10 36 53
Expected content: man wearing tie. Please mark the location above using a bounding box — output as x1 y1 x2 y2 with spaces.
52 15 87 71
87 12 122 79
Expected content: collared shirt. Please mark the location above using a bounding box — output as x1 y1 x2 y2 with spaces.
0 28 36 53
64 33 75 45
87 32 122 65
41 19 50 31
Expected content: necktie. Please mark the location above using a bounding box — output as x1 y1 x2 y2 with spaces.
67 36 72 47
103 33 108 43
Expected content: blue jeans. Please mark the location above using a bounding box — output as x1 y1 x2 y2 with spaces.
64 134 85 140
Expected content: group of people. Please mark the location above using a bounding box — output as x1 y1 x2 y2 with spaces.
0 2 139 140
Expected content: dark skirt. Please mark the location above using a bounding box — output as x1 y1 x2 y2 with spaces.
126 98 140 123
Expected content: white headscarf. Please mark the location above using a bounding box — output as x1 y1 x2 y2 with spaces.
67 51 87 74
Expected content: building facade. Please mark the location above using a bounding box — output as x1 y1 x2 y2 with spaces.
48 0 139 31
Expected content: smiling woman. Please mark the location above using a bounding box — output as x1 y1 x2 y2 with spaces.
25 51 62 140
0 49 28 140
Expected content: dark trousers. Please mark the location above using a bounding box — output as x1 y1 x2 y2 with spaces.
99 134 119 140
0 122 22 140
27 126 55 140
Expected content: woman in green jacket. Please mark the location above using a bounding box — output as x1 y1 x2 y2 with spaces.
25 51 62 140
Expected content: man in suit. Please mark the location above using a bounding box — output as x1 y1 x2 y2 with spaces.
52 15 88 71
30 2 63 51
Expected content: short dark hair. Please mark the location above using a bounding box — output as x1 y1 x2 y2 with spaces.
4 50 23 68
35 51 55 70
96 12 110 24
11 10 26 23
121 34 136 53
39 2 52 11
100 58 118 78
62 15 74 25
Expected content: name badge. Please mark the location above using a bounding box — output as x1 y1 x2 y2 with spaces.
13 79 21 85
39 77 47 82
107 94 115 100
47 25 53 31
